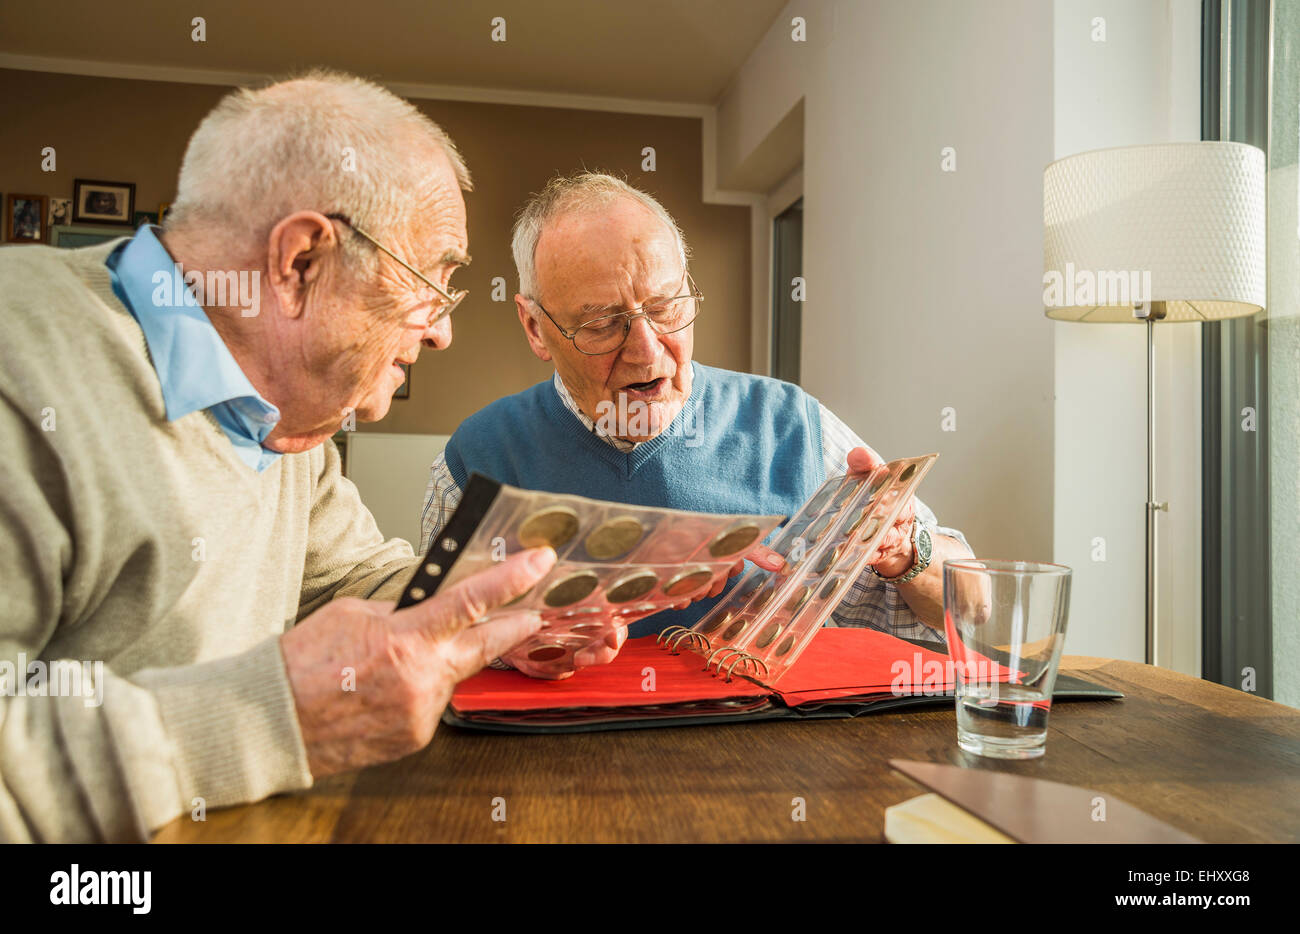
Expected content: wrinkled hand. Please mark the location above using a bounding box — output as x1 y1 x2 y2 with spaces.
848 445 916 579
281 546 557 779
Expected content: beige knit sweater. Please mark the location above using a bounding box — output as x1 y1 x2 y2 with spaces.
0 241 419 842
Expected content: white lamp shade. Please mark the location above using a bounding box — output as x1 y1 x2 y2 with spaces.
1043 142 1266 323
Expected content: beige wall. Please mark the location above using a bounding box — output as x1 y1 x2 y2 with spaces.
0 68 752 436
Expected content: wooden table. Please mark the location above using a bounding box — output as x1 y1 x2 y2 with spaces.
152 657 1300 843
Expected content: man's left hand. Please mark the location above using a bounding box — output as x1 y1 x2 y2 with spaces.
847 445 916 579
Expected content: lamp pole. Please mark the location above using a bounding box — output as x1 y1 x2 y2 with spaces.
1138 302 1168 666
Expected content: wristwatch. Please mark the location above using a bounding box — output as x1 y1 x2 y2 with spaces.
869 519 933 584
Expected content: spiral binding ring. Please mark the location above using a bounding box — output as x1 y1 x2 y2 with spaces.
656 625 689 647
721 653 769 682
667 629 707 652
705 647 744 674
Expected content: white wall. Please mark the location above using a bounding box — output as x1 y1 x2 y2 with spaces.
1052 0 1202 669
346 433 449 548
717 0 1056 579
716 0 1202 665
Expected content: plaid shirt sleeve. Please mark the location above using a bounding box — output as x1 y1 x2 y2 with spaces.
418 452 463 554
816 402 968 643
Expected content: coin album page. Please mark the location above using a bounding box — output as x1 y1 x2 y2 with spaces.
664 453 939 686
398 473 784 674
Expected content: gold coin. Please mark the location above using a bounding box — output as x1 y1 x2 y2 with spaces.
755 620 781 649
859 516 883 542
605 570 658 603
774 634 796 657
708 522 763 558
815 543 845 575
663 566 714 597
528 644 567 663
518 506 580 549
722 616 748 640
899 463 917 482
783 584 812 615
542 570 600 607
584 516 645 560
749 582 775 611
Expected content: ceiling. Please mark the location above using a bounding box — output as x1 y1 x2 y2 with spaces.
0 0 788 104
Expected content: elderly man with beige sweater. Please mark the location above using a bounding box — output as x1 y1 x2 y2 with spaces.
0 72 556 842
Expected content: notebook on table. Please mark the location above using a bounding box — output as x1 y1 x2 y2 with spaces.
444 627 1122 734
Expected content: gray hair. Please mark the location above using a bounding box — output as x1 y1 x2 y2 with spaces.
167 69 471 264
511 172 690 303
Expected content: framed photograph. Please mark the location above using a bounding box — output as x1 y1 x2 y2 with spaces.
394 363 411 399
48 197 72 228
72 179 135 226
50 225 132 248
6 194 48 243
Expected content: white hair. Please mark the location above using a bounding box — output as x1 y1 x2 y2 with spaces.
167 69 471 265
511 172 690 304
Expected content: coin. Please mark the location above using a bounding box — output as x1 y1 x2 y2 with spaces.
542 570 600 607
755 620 781 649
845 506 869 535
585 516 645 560
804 485 835 518
820 575 842 601
783 584 811 614
833 478 862 509
569 622 605 634
722 616 748 640
749 582 775 611
518 506 580 549
773 634 796 657
663 566 714 597
859 516 883 542
899 463 916 482
698 608 730 634
528 644 567 663
708 522 763 558
605 570 658 603
815 543 844 575
806 513 834 543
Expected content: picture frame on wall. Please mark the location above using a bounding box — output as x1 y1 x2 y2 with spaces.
72 179 135 226
394 363 411 399
6 193 48 243
48 197 71 228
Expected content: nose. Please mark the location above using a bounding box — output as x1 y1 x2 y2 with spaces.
618 314 661 365
421 314 453 351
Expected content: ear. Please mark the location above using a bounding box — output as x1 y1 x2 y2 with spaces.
515 294 553 362
266 211 338 320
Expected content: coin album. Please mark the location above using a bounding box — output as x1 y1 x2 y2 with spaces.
397 474 785 672
662 452 939 686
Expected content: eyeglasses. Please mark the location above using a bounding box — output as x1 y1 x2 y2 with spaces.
532 272 703 355
326 213 468 325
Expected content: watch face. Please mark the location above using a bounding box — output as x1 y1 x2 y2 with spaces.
916 525 933 564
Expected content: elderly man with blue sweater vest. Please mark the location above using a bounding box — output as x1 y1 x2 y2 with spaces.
420 173 972 679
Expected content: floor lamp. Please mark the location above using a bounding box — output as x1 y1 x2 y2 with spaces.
1042 141 1266 666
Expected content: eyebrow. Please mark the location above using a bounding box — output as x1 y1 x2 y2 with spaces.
577 282 682 317
441 249 471 268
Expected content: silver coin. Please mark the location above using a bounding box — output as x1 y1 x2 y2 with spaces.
722 616 748 640
749 582 776 611
518 506 580 549
755 620 781 649
585 516 645 560
663 566 714 597
773 634 796 657
820 575 843 601
698 608 730 635
542 570 600 607
815 543 844 576
859 516 883 542
605 570 659 603
833 478 862 509
708 522 763 558
806 513 835 543
783 584 812 615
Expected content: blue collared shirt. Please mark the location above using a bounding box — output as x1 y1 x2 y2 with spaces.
106 225 281 472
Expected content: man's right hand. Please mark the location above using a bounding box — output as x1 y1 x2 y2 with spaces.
280 546 557 779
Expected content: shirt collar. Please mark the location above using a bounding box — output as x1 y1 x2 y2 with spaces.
551 372 639 453
105 225 281 468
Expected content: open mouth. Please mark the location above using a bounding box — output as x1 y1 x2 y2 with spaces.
621 377 666 394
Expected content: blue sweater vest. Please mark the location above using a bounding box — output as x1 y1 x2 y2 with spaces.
443 362 826 637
